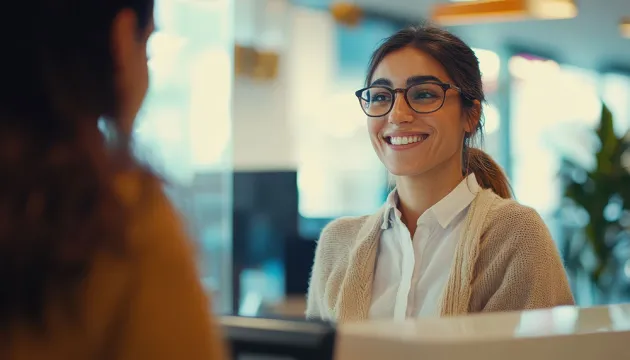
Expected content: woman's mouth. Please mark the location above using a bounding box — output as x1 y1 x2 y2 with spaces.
384 134 429 148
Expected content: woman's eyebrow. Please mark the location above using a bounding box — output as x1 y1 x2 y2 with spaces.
370 78 392 87
406 75 442 86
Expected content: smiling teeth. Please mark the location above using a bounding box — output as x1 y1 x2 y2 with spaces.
389 135 427 145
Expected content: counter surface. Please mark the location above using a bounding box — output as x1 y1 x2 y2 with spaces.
335 304 630 360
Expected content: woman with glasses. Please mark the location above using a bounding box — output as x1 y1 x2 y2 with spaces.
0 1 225 359
306 25 574 322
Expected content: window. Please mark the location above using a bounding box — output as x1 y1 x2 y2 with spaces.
601 73 630 136
472 48 502 165
290 11 388 223
509 54 601 232
134 0 234 313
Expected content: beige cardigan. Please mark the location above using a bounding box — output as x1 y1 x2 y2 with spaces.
306 189 575 322
5 173 226 359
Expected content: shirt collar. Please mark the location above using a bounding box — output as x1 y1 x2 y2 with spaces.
381 173 480 230
381 189 400 229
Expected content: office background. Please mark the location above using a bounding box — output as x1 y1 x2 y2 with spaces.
135 0 630 316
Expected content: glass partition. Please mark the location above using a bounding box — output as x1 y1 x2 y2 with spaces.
509 54 601 227
472 48 502 165
134 0 234 313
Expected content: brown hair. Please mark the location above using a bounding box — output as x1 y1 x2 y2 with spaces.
366 24 512 198
465 148 512 199
0 0 155 328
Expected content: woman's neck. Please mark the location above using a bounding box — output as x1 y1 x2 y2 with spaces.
395 158 464 237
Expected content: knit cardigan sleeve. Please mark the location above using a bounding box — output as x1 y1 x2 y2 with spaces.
306 219 344 320
470 201 575 313
306 227 329 320
305 216 369 321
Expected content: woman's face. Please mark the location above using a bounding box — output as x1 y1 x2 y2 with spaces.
367 46 474 177
111 9 154 134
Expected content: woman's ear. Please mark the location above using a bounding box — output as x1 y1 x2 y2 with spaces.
463 100 482 133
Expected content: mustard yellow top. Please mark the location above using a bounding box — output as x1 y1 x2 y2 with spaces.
5 172 227 359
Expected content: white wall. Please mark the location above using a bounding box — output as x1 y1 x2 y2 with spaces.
232 75 296 171
232 2 376 173
232 0 296 171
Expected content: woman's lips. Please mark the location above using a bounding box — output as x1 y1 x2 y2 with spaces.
384 134 429 150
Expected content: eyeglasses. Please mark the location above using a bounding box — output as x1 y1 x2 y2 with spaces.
354 82 464 117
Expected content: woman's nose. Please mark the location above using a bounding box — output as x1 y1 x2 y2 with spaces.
387 95 414 124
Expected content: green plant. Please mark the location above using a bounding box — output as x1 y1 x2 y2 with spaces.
561 103 630 298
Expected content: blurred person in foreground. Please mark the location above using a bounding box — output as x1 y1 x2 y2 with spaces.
0 1 226 359
306 25 574 322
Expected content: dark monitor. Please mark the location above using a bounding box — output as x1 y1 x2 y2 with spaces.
220 315 336 360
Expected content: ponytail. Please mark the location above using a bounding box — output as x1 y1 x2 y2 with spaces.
465 148 512 199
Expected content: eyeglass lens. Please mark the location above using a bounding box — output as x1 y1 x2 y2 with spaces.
358 83 446 116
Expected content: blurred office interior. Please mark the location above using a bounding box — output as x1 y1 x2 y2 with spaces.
134 0 630 316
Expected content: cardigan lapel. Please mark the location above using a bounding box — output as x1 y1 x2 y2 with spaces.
438 189 497 316
336 206 386 322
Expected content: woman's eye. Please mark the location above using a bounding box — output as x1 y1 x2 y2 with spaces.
413 91 435 99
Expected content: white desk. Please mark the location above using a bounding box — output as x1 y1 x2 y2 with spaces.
335 304 630 360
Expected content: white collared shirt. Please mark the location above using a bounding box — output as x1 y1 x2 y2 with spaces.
368 174 481 320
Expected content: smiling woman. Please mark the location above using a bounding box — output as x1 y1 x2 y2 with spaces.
305 25 574 322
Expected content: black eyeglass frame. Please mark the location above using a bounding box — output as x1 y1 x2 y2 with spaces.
354 81 471 117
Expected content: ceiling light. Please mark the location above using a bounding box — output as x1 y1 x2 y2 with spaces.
431 0 578 25
330 2 363 27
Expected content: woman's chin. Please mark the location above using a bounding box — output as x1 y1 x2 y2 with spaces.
386 165 429 178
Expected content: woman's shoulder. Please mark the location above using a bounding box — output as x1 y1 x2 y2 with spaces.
478 192 552 249
473 190 544 224
112 168 187 253
315 214 375 258
95 170 225 359
486 194 547 230
471 193 574 312
113 167 161 208
320 215 372 239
